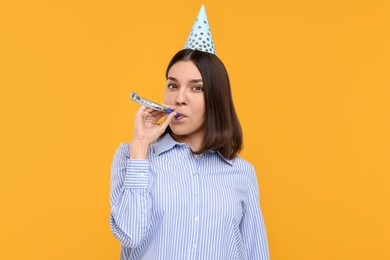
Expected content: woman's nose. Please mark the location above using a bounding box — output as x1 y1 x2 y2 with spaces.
175 90 187 105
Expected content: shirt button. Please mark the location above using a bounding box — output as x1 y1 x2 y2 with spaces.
193 172 198 176
194 217 199 221
192 244 197 249
195 193 200 197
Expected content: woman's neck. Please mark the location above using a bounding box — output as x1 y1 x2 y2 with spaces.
171 132 204 153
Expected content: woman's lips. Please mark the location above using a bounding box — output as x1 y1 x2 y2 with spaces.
174 112 187 120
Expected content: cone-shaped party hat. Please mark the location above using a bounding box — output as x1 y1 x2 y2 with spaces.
184 5 216 55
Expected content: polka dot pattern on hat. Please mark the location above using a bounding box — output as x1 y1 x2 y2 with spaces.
184 5 216 55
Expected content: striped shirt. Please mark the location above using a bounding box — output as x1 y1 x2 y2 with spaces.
110 133 270 260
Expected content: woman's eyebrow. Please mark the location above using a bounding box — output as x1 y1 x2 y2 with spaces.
167 76 202 82
167 76 203 83
189 79 203 83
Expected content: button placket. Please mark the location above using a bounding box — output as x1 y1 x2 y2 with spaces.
189 153 201 259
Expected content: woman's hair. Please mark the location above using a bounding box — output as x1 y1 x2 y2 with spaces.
164 49 243 160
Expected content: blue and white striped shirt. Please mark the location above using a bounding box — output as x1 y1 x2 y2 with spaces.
110 133 270 260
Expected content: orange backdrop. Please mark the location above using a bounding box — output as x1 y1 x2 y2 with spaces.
0 0 389 259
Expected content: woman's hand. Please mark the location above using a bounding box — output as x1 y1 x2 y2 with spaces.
130 105 177 159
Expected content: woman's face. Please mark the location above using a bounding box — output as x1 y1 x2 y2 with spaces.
164 60 206 145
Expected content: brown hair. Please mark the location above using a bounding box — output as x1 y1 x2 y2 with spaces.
165 49 243 160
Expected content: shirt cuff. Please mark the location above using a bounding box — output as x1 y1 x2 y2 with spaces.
124 159 150 189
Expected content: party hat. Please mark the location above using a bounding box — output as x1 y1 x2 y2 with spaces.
184 4 216 55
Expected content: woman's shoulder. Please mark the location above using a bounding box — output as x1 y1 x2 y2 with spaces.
230 155 256 173
231 156 261 189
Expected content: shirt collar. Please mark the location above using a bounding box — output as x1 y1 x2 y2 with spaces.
153 133 179 155
153 133 233 166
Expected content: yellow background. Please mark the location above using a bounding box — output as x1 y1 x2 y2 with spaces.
0 0 389 259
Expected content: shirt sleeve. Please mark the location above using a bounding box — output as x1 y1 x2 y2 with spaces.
109 143 151 248
240 166 270 260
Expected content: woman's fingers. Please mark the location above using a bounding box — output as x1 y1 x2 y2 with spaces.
137 106 162 118
138 104 178 120
159 111 177 129
132 105 177 145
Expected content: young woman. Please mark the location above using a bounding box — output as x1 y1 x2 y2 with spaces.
110 49 270 259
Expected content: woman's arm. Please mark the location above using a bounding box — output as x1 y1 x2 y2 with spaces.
240 166 270 260
109 105 177 248
109 143 151 248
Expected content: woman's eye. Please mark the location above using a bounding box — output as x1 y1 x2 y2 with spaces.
193 86 203 91
167 84 177 89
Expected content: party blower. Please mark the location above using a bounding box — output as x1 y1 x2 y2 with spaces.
129 92 180 118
